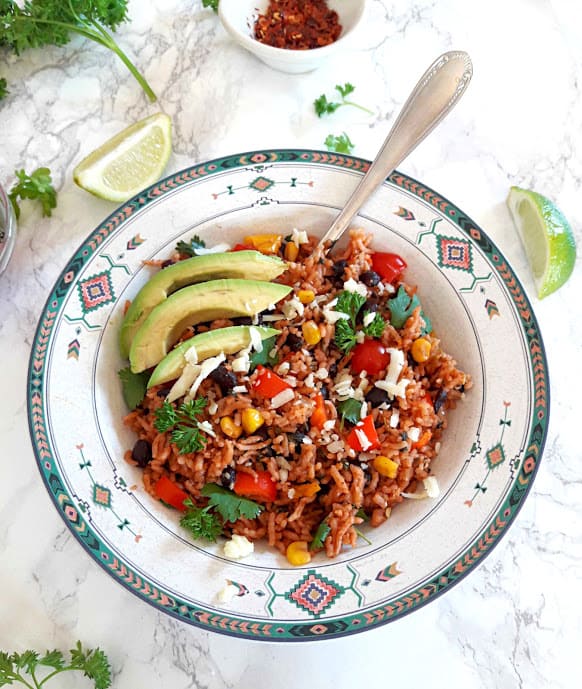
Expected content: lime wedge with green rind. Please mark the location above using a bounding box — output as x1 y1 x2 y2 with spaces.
73 113 172 203
506 186 577 299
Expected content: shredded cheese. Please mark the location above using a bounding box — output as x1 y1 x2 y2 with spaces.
271 388 295 409
223 534 254 559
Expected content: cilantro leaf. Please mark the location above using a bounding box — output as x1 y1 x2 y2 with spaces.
310 519 331 550
314 94 340 117
314 83 372 118
324 132 355 154
337 398 363 426
201 483 263 523
8 167 57 219
118 367 149 410
362 311 386 338
249 335 279 372
154 399 208 454
0 77 8 100
175 234 206 257
180 499 223 542
388 285 432 334
202 0 219 11
335 82 355 98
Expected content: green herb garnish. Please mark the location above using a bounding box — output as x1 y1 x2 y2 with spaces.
249 335 279 372
154 398 208 453
333 290 366 353
337 398 363 427
201 483 263 523
8 167 57 219
388 285 432 334
118 367 149 410
324 132 355 154
175 234 206 257
362 311 386 338
180 498 223 542
0 78 8 100
202 0 219 11
354 527 372 545
0 1 156 101
355 507 369 521
310 519 331 550
314 83 373 118
0 642 111 689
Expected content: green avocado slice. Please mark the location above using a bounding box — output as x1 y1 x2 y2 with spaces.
129 278 291 373
148 325 280 388
119 251 287 358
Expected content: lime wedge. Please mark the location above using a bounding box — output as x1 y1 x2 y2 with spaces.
506 186 577 299
73 113 172 202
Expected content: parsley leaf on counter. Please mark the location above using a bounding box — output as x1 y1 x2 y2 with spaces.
118 367 149 410
249 335 279 372
0 642 111 689
337 398 363 427
176 234 206 257
310 519 331 550
8 167 57 219
201 483 263 523
388 285 432 334
0 77 7 100
0 1 156 101
202 0 219 11
324 132 355 154
180 498 223 542
154 398 207 453
314 83 373 118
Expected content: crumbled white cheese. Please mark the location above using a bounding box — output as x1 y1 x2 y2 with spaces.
363 311 376 328
284 376 297 388
249 327 264 353
407 426 421 443
355 331 366 344
271 388 295 409
374 348 410 399
354 428 372 451
277 361 291 376
198 420 216 438
184 346 198 365
304 373 315 388
424 476 440 498
192 242 231 255
302 436 313 445
360 401 368 420
279 468 289 483
232 349 251 373
326 440 344 454
252 313 260 325
287 488 296 499
261 314 285 322
292 228 309 247
400 491 427 500
232 385 247 394
223 534 254 559
389 409 400 428
323 419 336 431
216 582 238 604
166 362 198 402
208 400 218 415
360 462 368 470
343 277 368 297
315 367 328 380
323 308 350 325
282 297 304 320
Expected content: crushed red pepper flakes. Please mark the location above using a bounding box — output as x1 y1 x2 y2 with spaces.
254 0 342 50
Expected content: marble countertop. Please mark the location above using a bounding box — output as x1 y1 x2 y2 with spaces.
1 1 581 687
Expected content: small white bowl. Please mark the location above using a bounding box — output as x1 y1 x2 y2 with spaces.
218 0 366 74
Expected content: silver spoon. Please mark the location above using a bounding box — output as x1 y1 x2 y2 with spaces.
318 50 473 249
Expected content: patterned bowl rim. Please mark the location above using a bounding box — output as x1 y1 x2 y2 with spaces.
27 148 550 641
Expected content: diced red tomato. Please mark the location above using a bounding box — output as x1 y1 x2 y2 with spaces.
252 365 291 398
350 339 390 376
234 470 277 502
371 252 407 283
154 476 188 512
347 415 380 452
231 243 254 252
310 393 327 429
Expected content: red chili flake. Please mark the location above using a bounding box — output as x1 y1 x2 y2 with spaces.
254 0 342 50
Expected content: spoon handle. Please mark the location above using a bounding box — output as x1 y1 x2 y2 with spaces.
318 50 473 248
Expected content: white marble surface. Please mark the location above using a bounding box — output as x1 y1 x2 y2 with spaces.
1 0 581 687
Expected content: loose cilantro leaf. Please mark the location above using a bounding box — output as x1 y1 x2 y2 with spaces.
324 132 355 154
202 0 219 10
201 483 263 523
175 234 206 257
333 290 366 353
118 367 149 410
0 77 8 100
180 499 223 542
0 642 111 689
362 311 386 338
314 83 372 118
337 398 363 426
154 399 208 454
249 335 279 372
8 167 57 219
310 519 331 550
388 285 432 334
0 1 156 101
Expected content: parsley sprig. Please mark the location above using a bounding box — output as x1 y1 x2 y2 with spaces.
175 234 206 257
324 132 355 154
333 291 365 353
154 398 208 454
8 167 57 219
314 83 373 117
362 311 386 338
179 484 263 542
0 642 111 689
0 1 156 101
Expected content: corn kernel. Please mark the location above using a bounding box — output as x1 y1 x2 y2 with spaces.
302 320 321 346
286 541 312 566
411 337 431 363
220 416 243 439
298 289 315 304
284 241 299 262
241 407 265 435
373 455 399 479
294 481 320 498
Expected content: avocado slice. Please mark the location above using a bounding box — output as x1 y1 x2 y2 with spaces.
129 279 291 373
148 325 279 388
120 251 287 358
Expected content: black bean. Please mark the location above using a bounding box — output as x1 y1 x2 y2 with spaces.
320 384 329 400
365 387 390 408
359 270 381 287
434 390 448 413
329 259 347 285
362 468 372 485
328 362 338 378
156 387 171 398
286 333 303 352
262 445 276 458
131 439 152 468
209 364 236 394
288 431 307 446
356 297 380 325
220 466 236 490
457 383 466 394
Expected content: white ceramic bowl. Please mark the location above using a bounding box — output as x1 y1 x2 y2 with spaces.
218 0 366 74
